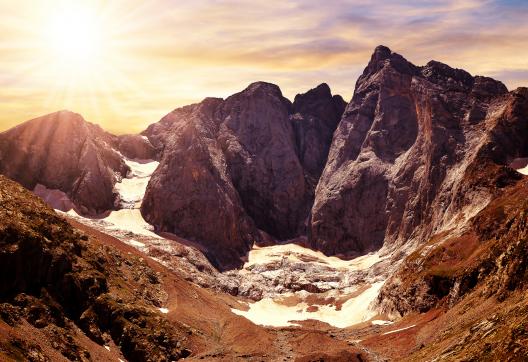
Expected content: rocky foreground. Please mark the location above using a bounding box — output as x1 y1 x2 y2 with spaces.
0 175 372 361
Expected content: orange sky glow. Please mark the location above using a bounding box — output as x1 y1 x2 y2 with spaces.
1 0 527 134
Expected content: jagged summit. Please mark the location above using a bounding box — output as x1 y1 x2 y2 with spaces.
244 81 284 94
363 46 508 98
311 45 528 258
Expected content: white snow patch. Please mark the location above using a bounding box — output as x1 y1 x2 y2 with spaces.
127 239 146 248
115 158 159 209
510 158 528 175
102 156 160 236
244 243 384 271
104 209 158 237
62 155 160 238
104 346 111 351
158 307 169 314
371 319 393 326
382 324 416 335
231 281 384 328
66 208 158 238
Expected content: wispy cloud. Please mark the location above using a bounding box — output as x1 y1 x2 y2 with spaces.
0 0 527 133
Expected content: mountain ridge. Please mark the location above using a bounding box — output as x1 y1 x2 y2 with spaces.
1 45 528 360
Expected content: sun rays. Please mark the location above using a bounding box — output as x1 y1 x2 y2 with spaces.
0 0 527 134
0 0 168 133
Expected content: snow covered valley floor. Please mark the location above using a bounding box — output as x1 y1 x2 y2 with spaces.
229 243 390 328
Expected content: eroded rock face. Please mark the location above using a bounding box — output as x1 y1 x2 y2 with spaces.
0 111 129 215
377 87 528 317
310 45 512 258
141 98 258 270
291 83 346 186
117 134 157 160
217 82 310 239
142 82 345 269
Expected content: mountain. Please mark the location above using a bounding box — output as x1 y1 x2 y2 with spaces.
0 111 129 215
0 111 160 216
310 45 527 258
141 82 345 269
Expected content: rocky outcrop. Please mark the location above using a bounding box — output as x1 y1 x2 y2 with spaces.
310 45 515 258
141 97 258 270
0 110 129 215
117 134 157 160
291 83 346 187
378 87 528 317
141 82 345 269
0 175 191 361
217 82 310 239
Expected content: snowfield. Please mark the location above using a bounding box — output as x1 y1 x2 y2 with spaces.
105 156 159 235
102 209 158 237
229 243 389 327
244 243 383 271
115 157 159 208
231 281 385 328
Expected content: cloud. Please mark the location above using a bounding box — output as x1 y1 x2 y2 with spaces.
0 0 527 133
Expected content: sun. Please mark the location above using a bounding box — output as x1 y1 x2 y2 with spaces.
43 4 107 74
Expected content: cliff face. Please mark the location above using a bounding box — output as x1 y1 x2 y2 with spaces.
378 87 528 316
141 82 344 269
310 46 518 258
0 110 129 215
216 82 310 239
141 97 258 270
291 83 347 190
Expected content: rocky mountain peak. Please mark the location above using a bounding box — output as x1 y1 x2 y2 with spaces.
0 111 129 215
363 45 417 79
472 75 508 97
310 46 528 260
242 81 286 99
15 110 87 132
421 60 474 89
293 83 346 123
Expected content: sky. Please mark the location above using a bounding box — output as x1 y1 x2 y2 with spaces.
0 0 527 134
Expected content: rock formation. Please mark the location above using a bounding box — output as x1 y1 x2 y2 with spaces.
0 175 192 361
141 97 258 270
291 83 346 183
378 86 528 316
116 134 157 160
310 45 520 259
0 110 129 215
141 82 345 269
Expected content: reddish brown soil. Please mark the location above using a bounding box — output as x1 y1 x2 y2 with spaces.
69 218 368 361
